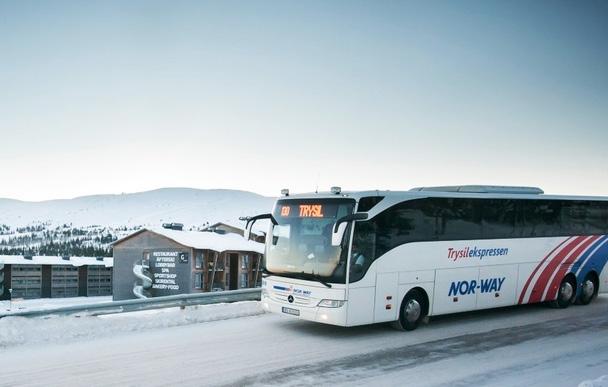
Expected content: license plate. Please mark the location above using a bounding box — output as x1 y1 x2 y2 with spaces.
282 307 300 316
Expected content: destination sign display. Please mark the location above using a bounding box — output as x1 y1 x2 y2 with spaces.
279 204 323 217
279 204 329 218
275 202 342 219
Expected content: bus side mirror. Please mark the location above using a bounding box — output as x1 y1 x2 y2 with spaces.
241 213 277 241
331 213 368 246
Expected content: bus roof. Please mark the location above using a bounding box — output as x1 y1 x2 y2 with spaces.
409 185 544 195
279 185 608 202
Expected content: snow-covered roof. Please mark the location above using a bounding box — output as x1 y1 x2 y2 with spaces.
206 222 243 230
204 222 264 237
115 228 265 254
0 255 113 267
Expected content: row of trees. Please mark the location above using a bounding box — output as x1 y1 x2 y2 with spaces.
0 243 112 257
0 224 121 257
0 224 11 235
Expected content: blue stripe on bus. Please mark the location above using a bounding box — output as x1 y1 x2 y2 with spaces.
575 235 608 287
273 285 290 291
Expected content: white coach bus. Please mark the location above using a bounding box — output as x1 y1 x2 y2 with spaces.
245 186 608 330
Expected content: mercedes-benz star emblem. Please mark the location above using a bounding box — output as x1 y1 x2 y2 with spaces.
287 295 294 303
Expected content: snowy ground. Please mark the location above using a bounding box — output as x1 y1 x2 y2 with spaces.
0 301 264 348
0 296 607 387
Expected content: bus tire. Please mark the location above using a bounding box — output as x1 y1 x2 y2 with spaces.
577 272 598 305
550 276 576 308
394 289 426 331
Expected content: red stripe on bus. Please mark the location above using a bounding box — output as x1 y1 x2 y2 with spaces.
542 235 600 301
517 237 573 304
528 236 587 304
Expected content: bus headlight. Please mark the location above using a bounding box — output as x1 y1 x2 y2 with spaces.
318 299 345 308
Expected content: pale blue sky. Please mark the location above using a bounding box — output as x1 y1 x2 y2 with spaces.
1 1 607 201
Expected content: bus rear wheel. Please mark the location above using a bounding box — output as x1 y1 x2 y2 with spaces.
577 273 598 305
551 276 576 308
393 289 426 331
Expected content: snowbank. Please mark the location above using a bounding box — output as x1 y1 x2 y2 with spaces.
0 301 264 349
580 376 608 387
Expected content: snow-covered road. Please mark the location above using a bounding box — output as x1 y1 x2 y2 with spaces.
1 297 608 387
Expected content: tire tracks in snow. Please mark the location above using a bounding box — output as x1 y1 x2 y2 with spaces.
225 311 608 387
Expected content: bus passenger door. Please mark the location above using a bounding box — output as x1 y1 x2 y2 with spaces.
374 272 398 322
433 268 479 314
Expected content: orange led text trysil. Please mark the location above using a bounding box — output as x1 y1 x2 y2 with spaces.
299 205 324 217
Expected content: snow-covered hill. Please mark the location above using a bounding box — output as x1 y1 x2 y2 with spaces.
0 188 275 228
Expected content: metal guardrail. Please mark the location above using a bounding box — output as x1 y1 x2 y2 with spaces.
0 288 261 319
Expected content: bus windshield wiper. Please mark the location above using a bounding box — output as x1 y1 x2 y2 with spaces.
302 272 332 288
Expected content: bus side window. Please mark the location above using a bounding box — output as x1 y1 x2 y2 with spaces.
561 200 587 235
482 199 518 239
439 198 482 241
587 201 608 235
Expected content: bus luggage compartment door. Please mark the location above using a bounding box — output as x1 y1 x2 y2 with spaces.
374 272 398 322
477 265 517 309
433 268 479 315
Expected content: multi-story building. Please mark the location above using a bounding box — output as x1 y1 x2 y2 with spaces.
0 256 113 300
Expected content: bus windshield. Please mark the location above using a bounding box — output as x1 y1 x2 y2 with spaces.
266 198 355 284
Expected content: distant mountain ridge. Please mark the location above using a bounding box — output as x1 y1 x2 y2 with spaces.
0 188 276 228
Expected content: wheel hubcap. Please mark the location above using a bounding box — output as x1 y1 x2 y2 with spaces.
559 282 574 303
582 279 595 299
405 299 421 323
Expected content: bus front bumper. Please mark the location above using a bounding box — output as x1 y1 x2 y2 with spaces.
261 295 348 326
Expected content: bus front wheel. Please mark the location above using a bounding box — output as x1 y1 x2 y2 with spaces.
393 289 427 331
